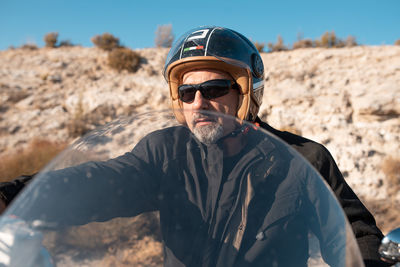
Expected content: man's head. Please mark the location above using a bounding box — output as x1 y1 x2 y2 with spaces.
163 26 265 124
181 69 239 144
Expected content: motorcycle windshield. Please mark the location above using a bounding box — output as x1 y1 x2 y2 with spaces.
0 110 364 267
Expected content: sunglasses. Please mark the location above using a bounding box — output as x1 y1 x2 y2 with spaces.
178 79 239 103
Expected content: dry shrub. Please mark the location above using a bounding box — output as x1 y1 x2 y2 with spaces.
67 100 117 138
381 156 400 196
253 41 265 53
58 40 75 47
267 35 288 52
20 43 38 50
98 236 163 267
345 35 357 47
44 32 58 48
366 198 400 234
0 139 67 182
154 24 174 48
108 48 141 73
88 104 117 124
315 31 346 48
54 213 161 249
111 236 163 267
292 39 314 49
315 32 332 47
44 213 163 266
67 94 92 138
67 115 92 138
91 33 121 51
395 39 400 46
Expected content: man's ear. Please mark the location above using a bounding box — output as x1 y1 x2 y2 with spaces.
171 99 186 124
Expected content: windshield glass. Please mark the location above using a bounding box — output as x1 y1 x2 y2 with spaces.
0 110 363 267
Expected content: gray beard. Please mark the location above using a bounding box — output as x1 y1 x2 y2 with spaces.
193 123 224 144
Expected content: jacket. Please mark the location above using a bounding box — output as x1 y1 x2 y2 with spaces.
0 119 388 266
255 118 387 267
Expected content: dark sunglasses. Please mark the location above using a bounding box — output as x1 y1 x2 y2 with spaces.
178 79 239 103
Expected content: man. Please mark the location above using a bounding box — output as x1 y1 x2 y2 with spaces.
165 26 387 266
0 26 387 266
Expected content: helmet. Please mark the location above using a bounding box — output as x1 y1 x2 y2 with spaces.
163 26 264 122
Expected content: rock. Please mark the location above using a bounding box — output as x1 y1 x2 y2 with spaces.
351 83 400 121
0 45 399 233
48 74 62 83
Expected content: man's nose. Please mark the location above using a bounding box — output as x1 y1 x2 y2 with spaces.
192 90 209 109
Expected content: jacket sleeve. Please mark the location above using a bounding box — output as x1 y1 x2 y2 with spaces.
5 134 162 225
0 175 35 205
311 144 389 267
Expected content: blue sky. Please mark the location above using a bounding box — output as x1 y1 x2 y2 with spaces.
1 0 399 50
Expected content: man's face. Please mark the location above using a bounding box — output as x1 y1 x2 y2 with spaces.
181 69 239 144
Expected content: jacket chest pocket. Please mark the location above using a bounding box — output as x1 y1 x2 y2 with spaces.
243 195 309 265
255 194 302 240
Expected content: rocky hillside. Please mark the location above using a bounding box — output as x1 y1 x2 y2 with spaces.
0 45 399 232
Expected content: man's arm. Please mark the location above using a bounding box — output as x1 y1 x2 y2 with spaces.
0 133 164 224
0 175 34 212
257 119 389 266
12 152 160 225
314 145 389 266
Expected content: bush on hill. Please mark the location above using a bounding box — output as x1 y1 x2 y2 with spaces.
108 48 141 73
0 139 66 182
345 35 357 47
253 41 265 53
44 32 58 48
20 44 38 50
292 39 314 49
266 31 358 52
91 33 121 51
58 40 75 47
267 35 288 52
314 31 343 48
155 24 174 48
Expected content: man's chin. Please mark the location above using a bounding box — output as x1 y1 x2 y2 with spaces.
193 123 224 144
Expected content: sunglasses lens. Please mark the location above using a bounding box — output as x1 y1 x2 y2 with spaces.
201 80 231 99
178 85 197 103
178 79 234 103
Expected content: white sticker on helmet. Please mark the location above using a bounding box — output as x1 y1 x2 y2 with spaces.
187 29 210 41
205 27 217 56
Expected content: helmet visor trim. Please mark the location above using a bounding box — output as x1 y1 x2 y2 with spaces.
253 80 264 90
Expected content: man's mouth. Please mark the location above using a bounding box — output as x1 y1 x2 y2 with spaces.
193 115 217 126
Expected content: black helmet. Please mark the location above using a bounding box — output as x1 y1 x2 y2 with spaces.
164 26 264 122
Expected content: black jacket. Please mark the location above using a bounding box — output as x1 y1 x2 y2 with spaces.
255 118 387 267
0 119 388 266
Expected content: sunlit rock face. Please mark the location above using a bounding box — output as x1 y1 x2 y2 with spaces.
0 45 399 232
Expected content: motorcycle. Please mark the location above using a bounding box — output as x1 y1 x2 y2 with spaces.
0 109 391 266
379 228 400 266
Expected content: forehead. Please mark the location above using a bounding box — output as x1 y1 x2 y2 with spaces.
182 69 232 84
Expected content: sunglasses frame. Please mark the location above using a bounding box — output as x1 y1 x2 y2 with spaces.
178 79 238 103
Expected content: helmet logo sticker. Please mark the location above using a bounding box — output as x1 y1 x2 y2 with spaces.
187 29 210 41
251 54 264 78
183 46 204 52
